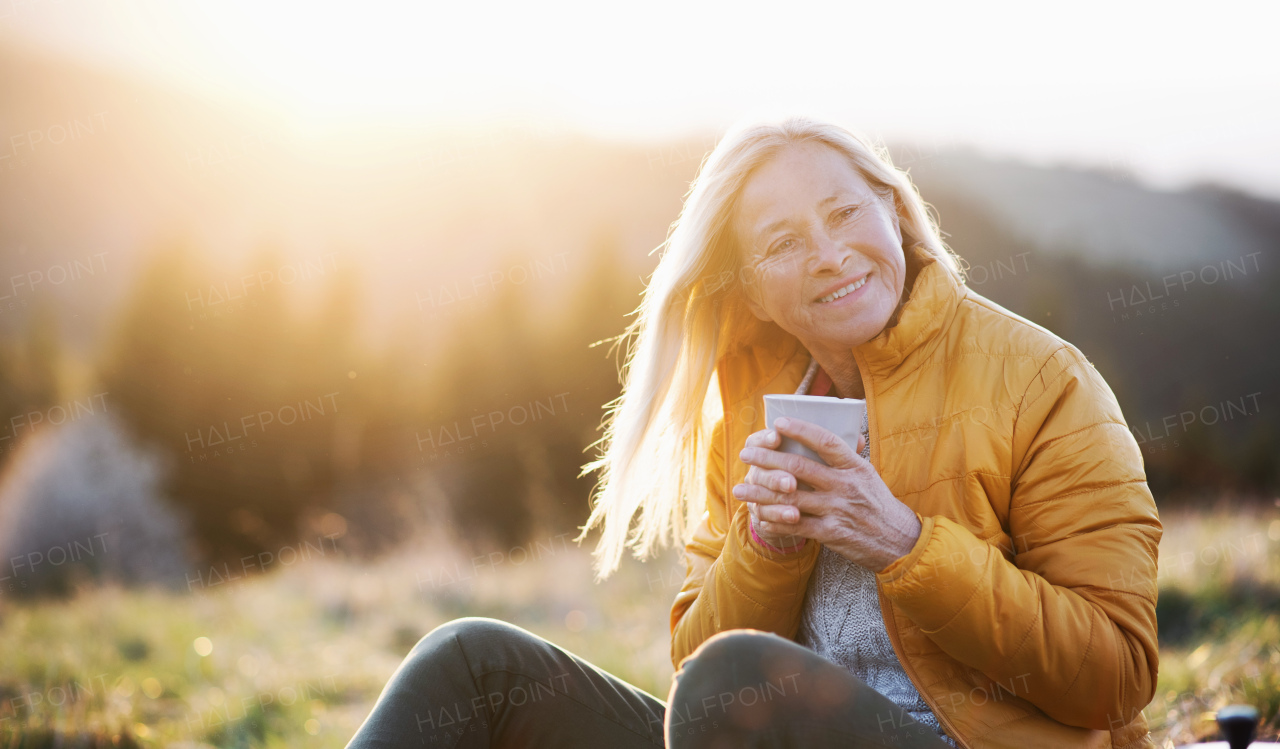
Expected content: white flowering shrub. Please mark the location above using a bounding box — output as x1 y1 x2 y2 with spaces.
0 412 191 596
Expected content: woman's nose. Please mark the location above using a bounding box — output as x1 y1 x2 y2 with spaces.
809 230 850 273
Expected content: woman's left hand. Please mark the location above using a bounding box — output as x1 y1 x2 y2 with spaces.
733 416 923 572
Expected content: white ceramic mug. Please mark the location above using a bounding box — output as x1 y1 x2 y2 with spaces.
762 394 866 470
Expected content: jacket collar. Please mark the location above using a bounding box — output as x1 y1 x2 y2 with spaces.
715 247 965 410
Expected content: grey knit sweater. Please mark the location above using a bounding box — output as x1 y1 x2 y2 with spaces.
792 357 957 747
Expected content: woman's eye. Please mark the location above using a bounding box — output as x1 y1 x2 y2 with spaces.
837 206 859 221
771 238 796 255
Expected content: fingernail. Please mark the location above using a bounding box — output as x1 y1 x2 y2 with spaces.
783 477 794 491
732 485 744 498
775 417 790 429
766 430 777 442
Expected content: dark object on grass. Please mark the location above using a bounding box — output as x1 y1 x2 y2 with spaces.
1219 705 1259 749
1176 703 1280 749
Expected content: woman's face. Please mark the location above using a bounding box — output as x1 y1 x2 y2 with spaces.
735 142 907 352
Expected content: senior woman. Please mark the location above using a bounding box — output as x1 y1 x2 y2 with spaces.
345 117 1162 749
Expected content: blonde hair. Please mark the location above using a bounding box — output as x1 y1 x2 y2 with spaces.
576 116 963 578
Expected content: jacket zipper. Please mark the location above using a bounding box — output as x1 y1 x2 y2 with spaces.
877 587 972 748
854 347 972 749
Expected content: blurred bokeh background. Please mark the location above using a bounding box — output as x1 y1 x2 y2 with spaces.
0 2 1278 747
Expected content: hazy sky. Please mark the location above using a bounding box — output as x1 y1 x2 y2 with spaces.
4 0 1279 197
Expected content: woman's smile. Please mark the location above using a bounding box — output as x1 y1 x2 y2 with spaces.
815 272 871 304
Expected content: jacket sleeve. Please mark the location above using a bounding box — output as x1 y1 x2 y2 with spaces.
875 346 1162 731
669 414 822 669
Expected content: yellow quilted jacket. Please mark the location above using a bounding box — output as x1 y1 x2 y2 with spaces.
669 249 1162 749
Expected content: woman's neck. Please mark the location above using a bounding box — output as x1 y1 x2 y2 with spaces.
811 350 864 399
807 249 921 401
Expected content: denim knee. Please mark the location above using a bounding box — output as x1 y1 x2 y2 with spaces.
405 616 538 675
414 616 528 651
668 630 807 747
673 629 793 696
681 629 783 669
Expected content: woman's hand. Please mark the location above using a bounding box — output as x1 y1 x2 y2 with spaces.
732 417 922 572
737 426 808 551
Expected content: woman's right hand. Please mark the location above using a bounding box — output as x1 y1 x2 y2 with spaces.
735 427 805 551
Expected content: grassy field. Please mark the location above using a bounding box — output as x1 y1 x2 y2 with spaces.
1 506 1277 747
1145 504 1280 745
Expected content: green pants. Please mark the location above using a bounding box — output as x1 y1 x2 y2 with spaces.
345 617 954 748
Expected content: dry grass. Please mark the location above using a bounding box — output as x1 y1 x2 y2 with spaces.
0 535 683 747
1 504 1277 747
1146 503 1280 747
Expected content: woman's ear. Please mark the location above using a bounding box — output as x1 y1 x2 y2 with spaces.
734 262 773 321
889 193 904 246
742 287 772 321
730 226 773 322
